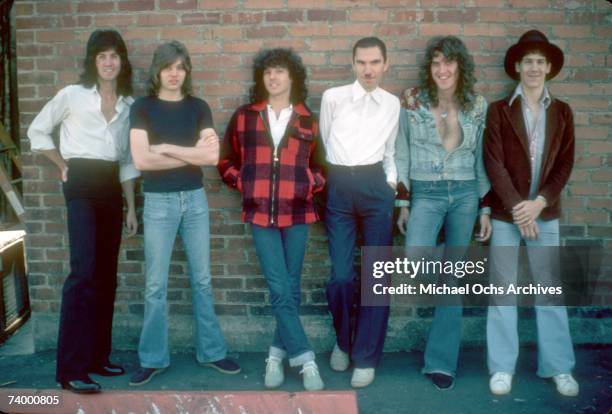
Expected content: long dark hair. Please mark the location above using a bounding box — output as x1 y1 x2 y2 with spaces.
250 48 307 105
147 41 193 97
419 36 476 111
79 29 133 97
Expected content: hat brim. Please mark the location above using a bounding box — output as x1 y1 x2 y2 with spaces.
504 40 564 81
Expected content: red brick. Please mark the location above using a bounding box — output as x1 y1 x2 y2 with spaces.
392 10 434 23
220 12 263 24
161 27 201 41
587 141 612 154
552 25 592 38
437 9 478 23
77 2 114 13
15 2 34 16
310 38 352 52
288 0 326 6
479 9 522 22
332 23 376 37
223 40 264 53
244 0 283 8
575 127 608 140
525 11 564 23
591 114 612 126
263 39 307 51
568 210 608 225
569 183 608 196
36 30 75 43
16 30 34 43
422 0 458 6
198 0 238 8
16 17 57 30
266 11 303 22
246 26 287 39
419 23 461 36
591 170 612 183
61 16 93 28
509 0 549 7
118 0 154 11
307 9 346 22
350 9 388 22
137 14 178 26
160 0 198 9
211 27 243 39
36 1 72 14
95 14 134 27
288 24 330 37
463 24 507 37
570 40 608 53
377 23 416 37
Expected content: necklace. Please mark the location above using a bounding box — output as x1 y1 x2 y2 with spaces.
440 112 448 119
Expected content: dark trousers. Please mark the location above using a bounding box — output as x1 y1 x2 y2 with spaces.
324 163 395 368
56 160 123 382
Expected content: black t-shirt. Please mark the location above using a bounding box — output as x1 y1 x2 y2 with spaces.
130 95 214 192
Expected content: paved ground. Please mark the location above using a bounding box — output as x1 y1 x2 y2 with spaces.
0 344 610 414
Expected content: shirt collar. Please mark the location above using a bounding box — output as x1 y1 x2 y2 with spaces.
266 103 293 115
509 84 551 108
351 80 382 104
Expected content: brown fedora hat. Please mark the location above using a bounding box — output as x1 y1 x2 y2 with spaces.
504 30 564 81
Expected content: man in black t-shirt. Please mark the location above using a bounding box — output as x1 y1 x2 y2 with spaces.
128 41 240 386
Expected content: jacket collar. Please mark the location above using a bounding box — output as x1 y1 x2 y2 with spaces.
248 100 311 117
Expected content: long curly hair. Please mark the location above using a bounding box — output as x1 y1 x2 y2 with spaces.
419 36 476 112
79 29 133 97
147 41 193 97
250 48 307 105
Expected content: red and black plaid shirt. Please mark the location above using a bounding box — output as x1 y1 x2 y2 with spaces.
218 101 326 228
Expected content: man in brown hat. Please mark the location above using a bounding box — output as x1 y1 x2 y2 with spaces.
483 30 579 397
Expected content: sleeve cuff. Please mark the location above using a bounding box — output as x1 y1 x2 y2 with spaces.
119 163 141 183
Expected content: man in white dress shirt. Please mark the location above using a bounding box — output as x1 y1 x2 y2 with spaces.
319 37 400 388
27 30 138 393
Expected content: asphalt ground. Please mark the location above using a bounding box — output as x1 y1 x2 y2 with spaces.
0 345 610 414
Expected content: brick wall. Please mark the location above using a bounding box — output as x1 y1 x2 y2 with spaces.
15 0 611 351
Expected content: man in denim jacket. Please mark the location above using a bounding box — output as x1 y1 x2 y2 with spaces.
395 36 491 390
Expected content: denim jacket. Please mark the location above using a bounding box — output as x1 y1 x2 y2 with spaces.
395 87 490 211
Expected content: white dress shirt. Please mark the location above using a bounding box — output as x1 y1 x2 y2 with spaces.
266 103 293 149
27 84 139 183
320 80 400 184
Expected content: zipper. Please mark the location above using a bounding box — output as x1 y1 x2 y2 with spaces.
259 111 278 226
259 109 300 226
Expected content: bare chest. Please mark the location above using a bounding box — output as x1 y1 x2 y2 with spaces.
431 106 462 152
100 95 117 123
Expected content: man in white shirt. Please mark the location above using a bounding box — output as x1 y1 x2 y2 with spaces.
27 30 138 393
320 37 400 388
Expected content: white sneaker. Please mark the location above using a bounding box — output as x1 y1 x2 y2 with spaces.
264 356 284 389
330 343 349 372
552 374 579 397
489 372 513 395
351 368 375 388
300 361 324 391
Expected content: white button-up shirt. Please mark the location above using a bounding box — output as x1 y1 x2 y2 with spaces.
266 103 293 149
27 84 139 182
320 80 400 184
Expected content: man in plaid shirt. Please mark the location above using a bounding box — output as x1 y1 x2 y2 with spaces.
219 48 326 391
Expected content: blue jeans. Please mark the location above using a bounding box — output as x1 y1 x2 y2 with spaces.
251 224 315 367
405 180 479 377
487 218 575 377
138 188 227 368
325 163 394 368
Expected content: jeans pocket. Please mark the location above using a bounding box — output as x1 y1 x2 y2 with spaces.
144 193 171 220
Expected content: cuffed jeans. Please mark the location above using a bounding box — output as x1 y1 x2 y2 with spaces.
404 180 479 378
325 163 394 368
487 218 575 377
251 224 315 367
138 188 227 368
